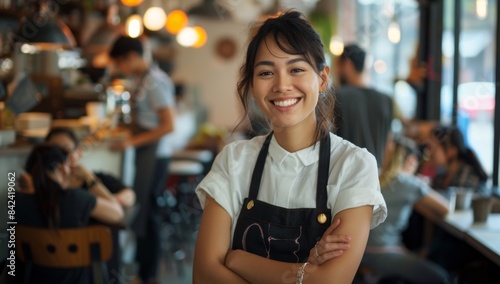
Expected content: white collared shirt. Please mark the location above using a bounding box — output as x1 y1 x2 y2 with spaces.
196 133 387 244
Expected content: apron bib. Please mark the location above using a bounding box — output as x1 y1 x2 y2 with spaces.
232 133 331 263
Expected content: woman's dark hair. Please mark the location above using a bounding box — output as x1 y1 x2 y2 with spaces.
340 44 366 73
109 35 144 59
432 126 488 182
236 10 336 142
24 144 69 228
45 127 80 147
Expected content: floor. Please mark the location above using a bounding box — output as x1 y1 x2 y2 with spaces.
118 224 197 284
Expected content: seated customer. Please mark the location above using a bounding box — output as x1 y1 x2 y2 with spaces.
44 127 136 208
16 144 124 284
44 127 136 281
431 126 488 193
360 136 450 284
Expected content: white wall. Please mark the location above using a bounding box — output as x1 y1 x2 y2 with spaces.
171 18 249 129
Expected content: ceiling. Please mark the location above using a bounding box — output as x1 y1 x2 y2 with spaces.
163 0 322 23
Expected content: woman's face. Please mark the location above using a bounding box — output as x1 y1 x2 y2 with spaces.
250 37 329 134
46 134 80 166
443 138 458 161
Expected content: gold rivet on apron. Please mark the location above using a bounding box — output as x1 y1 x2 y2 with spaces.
317 213 327 224
247 200 255 210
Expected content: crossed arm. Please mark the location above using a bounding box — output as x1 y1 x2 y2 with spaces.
193 196 373 284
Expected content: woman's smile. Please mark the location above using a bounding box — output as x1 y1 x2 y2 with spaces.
271 98 301 108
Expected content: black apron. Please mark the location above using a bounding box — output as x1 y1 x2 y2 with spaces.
232 133 332 263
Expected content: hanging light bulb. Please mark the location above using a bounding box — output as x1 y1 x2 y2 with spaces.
144 6 167 31
166 10 189 35
192 26 207 48
126 13 143 38
387 19 401 43
121 0 144 7
177 27 198 47
329 36 344 56
476 0 488 19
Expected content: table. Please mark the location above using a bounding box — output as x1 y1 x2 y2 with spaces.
417 206 500 267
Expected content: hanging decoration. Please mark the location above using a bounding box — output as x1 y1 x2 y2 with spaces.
126 13 143 38
166 10 189 35
192 26 207 48
121 0 144 7
144 7 167 31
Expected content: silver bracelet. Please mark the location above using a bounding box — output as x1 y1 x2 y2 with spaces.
296 262 309 284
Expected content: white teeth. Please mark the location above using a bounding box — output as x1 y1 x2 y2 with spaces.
273 99 298 107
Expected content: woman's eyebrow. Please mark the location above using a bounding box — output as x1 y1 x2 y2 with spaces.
254 58 306 67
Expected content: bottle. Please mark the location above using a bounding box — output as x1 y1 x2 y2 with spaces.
1 102 17 130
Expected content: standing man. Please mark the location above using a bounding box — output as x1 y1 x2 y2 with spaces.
108 35 176 284
335 44 393 168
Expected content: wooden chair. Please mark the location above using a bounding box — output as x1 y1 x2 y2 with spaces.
16 225 112 284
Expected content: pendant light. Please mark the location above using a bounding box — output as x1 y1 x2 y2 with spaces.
165 10 189 35
192 26 207 48
126 9 144 38
14 2 76 49
121 0 144 7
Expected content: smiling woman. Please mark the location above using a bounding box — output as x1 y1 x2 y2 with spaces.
193 10 387 284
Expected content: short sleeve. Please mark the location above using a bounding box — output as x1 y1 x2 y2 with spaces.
196 143 244 220
331 149 387 229
145 70 175 109
195 146 237 219
415 177 431 197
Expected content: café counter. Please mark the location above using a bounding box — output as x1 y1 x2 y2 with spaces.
416 203 500 267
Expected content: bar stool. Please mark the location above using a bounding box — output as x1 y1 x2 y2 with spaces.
159 156 207 278
172 149 214 175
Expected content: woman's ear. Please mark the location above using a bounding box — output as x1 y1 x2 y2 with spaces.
319 66 330 93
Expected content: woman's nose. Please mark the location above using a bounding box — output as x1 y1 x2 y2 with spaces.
272 73 292 93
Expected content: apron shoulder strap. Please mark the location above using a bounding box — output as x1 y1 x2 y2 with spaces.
316 134 330 210
248 133 273 199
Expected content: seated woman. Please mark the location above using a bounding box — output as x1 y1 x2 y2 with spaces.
431 126 488 193
44 127 136 281
360 136 450 284
44 127 136 209
16 144 124 284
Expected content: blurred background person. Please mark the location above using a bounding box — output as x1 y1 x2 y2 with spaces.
108 35 176 284
360 136 450 284
431 126 488 193
45 127 135 282
335 44 393 169
16 144 123 283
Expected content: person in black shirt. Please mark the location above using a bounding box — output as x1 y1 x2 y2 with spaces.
45 127 135 282
335 44 394 169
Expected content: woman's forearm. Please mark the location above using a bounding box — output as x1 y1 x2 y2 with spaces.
226 249 357 284
114 188 136 208
193 260 249 284
226 250 302 284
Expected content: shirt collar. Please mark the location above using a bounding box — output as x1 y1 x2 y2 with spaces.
268 135 321 167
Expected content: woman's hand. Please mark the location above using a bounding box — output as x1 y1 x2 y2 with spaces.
308 218 351 266
71 164 94 182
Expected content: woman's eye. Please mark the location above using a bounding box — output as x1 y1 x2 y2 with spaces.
291 68 304 73
258 71 273 76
